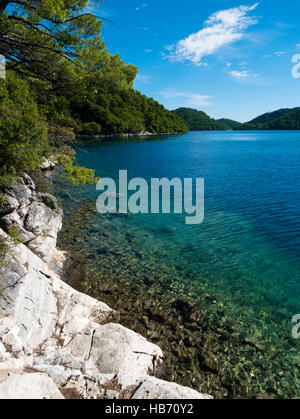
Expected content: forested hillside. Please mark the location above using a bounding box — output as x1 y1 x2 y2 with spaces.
239 108 300 130
0 0 188 186
172 108 230 131
174 107 300 131
217 118 242 130
46 82 189 136
40 49 189 136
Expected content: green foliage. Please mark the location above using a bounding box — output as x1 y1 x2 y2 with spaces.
239 108 300 130
0 0 104 82
172 108 230 131
73 89 189 135
0 0 188 194
38 59 188 135
217 119 242 130
7 226 22 245
0 72 49 186
64 165 100 186
0 241 10 268
57 149 100 186
78 122 102 136
175 107 300 131
0 196 8 211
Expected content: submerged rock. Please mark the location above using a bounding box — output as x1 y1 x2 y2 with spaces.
0 174 211 400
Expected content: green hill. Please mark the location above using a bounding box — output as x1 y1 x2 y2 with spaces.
240 108 300 130
172 108 230 131
217 118 242 130
71 89 190 136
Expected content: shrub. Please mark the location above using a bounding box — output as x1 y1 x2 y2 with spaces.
0 241 10 268
0 72 49 186
78 122 102 136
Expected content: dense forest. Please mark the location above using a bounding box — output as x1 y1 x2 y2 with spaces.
0 0 188 186
62 88 189 136
172 108 230 131
239 108 300 130
174 107 300 131
0 0 299 188
217 118 242 130
42 53 189 136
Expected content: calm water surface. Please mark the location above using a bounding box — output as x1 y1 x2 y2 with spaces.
59 131 300 396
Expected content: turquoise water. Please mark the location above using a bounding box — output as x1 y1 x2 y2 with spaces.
59 131 300 397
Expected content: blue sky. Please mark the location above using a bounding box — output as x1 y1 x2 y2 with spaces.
91 0 300 122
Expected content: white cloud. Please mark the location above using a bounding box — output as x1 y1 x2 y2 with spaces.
264 51 287 58
136 74 152 84
229 70 250 79
229 69 258 80
166 3 259 66
297 44 300 49
274 51 287 56
144 49 152 53
136 3 147 11
159 89 213 107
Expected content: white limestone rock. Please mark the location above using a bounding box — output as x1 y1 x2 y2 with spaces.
0 342 8 361
20 172 36 191
0 228 8 241
25 202 53 235
40 158 58 171
9 185 32 205
0 175 213 400
0 358 26 370
0 372 64 399
131 376 213 399
86 323 163 376
0 210 36 243
53 278 119 334
0 242 58 351
26 235 57 262
0 193 19 215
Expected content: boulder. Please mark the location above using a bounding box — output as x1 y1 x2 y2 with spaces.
20 172 36 191
0 211 36 243
85 323 163 376
25 202 53 235
10 185 32 205
131 376 212 399
40 158 58 171
0 243 58 350
26 235 57 262
0 193 19 215
38 193 60 212
58 372 213 400
0 372 64 399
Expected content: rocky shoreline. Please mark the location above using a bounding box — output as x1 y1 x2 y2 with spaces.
55 190 299 399
0 173 212 399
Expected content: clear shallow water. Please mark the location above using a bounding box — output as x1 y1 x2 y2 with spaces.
58 131 300 397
